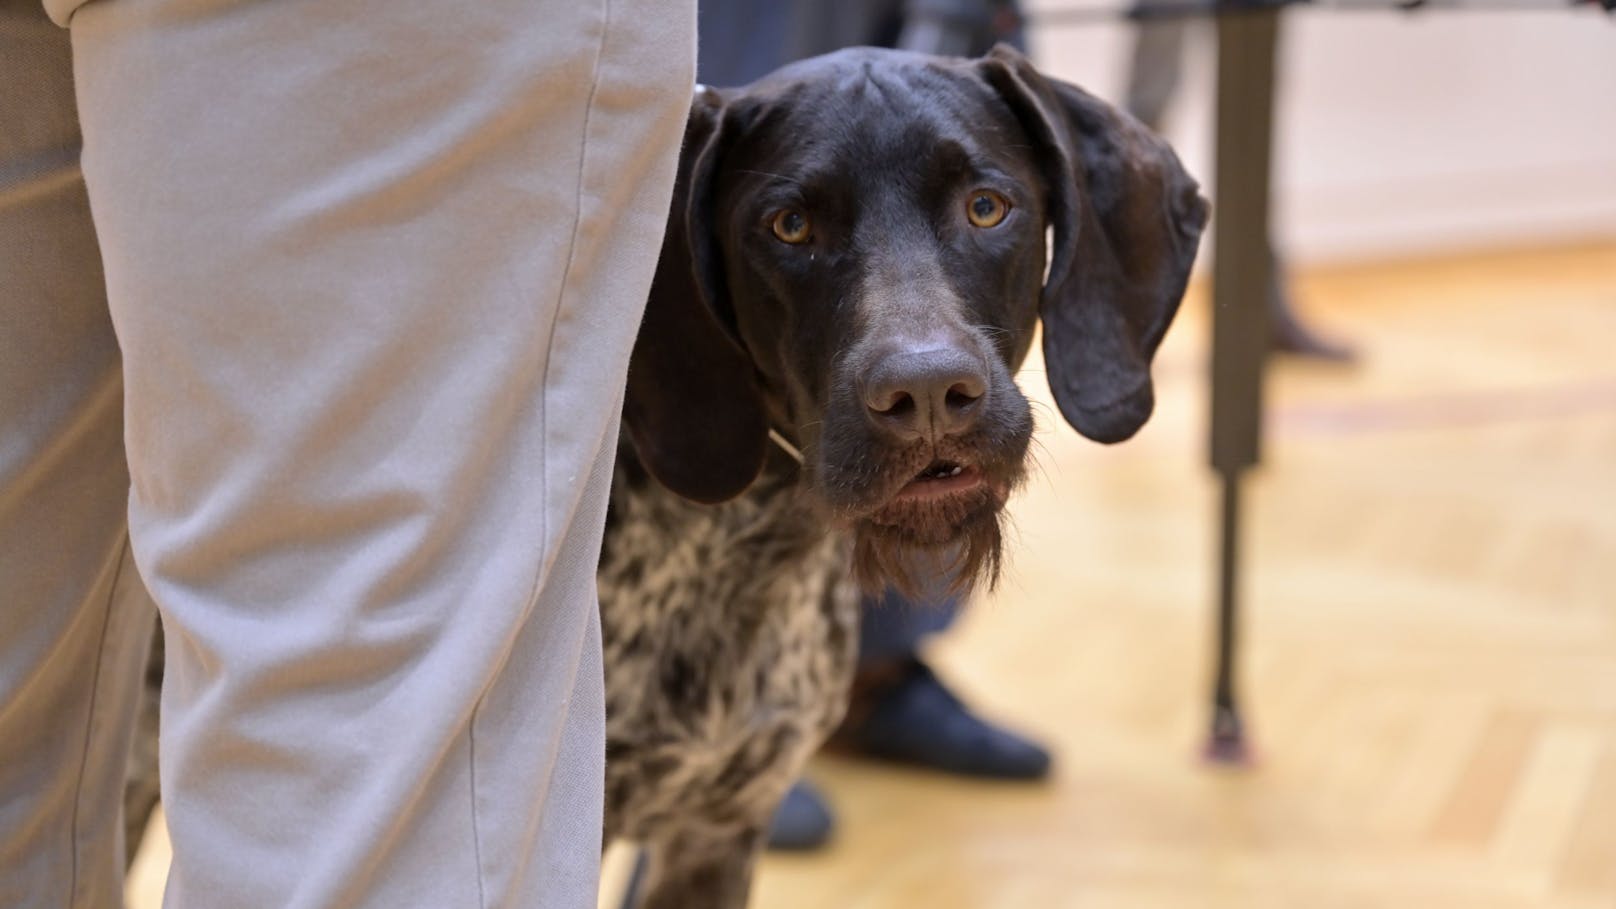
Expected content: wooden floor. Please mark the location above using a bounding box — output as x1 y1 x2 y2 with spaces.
129 241 1616 908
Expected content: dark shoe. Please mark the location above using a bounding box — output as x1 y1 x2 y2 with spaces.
766 778 835 851
1270 305 1358 362
835 658 1052 780
1268 258 1358 363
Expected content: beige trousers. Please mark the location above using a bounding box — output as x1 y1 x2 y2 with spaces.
0 0 693 905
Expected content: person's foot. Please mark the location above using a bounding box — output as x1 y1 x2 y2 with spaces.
1268 267 1357 362
1270 306 1357 361
832 657 1052 780
765 778 836 851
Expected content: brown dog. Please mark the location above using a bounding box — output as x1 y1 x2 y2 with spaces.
602 44 1205 907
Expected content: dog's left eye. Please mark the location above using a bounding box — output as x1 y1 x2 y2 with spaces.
966 191 1010 229
770 209 813 245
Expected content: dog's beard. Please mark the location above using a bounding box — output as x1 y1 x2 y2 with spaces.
812 381 1033 599
849 483 1007 598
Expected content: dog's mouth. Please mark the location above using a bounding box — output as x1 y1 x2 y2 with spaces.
825 442 1019 533
860 451 1008 538
848 452 1013 597
894 459 983 502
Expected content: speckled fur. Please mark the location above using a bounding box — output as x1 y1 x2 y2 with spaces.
598 443 859 905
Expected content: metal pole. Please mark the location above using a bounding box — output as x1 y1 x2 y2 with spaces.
1209 475 1247 759
1205 3 1280 765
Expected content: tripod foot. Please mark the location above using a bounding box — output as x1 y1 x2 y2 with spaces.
1201 702 1255 767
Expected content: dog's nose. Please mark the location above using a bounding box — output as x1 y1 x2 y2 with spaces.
861 348 987 443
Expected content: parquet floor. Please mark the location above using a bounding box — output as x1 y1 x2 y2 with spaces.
128 241 1616 908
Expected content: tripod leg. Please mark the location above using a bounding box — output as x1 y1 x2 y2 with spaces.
1205 5 1281 766
1205 473 1251 764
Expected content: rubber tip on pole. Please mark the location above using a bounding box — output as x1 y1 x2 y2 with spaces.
1201 702 1256 767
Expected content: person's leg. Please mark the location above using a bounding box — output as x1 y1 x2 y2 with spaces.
1123 12 1354 361
0 4 157 904
857 584 961 666
1124 16 1189 134
696 0 793 86
896 0 1025 57
55 0 692 904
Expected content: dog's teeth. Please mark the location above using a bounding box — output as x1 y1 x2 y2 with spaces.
949 466 962 476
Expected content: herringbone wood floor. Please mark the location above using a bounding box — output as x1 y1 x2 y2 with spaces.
131 241 1616 908
746 241 1616 909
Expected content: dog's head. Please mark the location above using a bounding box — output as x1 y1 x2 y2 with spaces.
624 45 1208 593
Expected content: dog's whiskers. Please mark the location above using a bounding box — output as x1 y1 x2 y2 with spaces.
768 428 805 464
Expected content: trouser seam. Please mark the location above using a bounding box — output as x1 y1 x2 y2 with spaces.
66 530 132 908
467 0 612 903
467 715 485 909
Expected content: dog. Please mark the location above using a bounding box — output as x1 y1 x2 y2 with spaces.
599 43 1205 908
126 44 1206 909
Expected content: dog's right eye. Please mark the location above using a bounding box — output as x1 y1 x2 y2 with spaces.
770 209 812 245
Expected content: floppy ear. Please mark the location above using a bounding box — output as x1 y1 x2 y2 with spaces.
979 44 1209 443
623 88 769 504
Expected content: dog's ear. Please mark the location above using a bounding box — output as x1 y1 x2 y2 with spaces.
979 44 1208 443
623 88 769 504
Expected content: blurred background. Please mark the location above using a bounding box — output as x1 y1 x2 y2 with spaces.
128 3 1616 907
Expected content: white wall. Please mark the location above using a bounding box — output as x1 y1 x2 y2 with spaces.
1026 3 1616 263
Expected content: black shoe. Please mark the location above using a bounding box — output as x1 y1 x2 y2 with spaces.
1268 255 1357 362
836 658 1052 780
765 778 835 851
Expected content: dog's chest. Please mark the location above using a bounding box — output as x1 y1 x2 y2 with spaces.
597 455 859 843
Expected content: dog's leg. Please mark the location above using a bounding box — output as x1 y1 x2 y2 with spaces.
634 828 766 909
